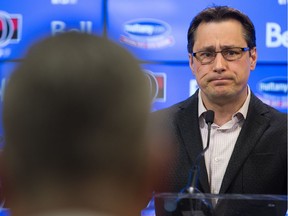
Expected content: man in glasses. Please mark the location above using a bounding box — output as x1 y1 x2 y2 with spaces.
153 5 287 200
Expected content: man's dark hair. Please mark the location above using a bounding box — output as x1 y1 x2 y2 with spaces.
187 5 256 53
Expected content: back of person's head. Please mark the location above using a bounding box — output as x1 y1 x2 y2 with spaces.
187 5 256 53
2 32 152 215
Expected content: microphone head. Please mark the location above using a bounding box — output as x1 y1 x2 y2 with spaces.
205 110 215 124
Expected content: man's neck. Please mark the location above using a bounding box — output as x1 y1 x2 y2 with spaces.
200 87 249 126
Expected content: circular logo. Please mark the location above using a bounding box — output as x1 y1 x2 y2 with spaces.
0 11 15 47
258 76 288 96
124 18 170 38
143 70 158 101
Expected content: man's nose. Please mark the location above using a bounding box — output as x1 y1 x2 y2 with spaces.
213 52 226 73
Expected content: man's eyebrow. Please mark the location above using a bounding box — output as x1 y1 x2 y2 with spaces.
220 45 238 49
196 45 238 52
197 46 215 52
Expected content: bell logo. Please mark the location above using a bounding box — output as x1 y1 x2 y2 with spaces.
51 21 92 35
266 22 288 48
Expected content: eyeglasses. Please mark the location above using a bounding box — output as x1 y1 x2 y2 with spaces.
192 47 250 65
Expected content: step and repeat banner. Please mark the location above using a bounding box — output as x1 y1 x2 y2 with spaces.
107 0 287 112
0 0 287 149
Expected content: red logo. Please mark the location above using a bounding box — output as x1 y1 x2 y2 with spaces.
144 70 166 102
0 11 22 47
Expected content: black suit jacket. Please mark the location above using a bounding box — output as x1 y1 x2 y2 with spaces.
153 90 287 195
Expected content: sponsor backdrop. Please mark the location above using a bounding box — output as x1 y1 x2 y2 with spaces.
0 0 287 141
0 0 287 215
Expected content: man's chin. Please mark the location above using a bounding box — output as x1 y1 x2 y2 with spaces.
207 89 236 102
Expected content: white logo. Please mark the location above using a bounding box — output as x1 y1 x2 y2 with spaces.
120 18 174 49
0 48 11 58
189 79 198 96
278 0 287 5
266 22 288 48
51 21 92 35
51 0 78 5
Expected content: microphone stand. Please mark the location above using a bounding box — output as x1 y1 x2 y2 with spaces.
182 110 215 216
158 110 215 215
187 110 214 194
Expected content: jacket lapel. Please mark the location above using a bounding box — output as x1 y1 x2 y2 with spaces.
175 92 210 193
219 93 271 193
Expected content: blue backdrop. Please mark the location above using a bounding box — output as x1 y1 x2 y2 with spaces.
0 0 287 149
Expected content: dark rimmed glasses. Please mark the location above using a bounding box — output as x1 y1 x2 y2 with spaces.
192 47 250 65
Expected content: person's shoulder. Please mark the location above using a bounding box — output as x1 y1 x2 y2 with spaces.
151 96 195 122
256 96 287 119
255 98 287 129
265 104 287 116
152 100 183 115
251 92 287 119
152 92 198 116
148 97 194 132
264 103 287 121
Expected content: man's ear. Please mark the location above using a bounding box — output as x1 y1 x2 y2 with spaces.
249 47 257 70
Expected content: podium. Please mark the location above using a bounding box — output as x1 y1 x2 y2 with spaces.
153 193 288 216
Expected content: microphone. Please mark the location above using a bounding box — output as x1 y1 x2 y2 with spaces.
186 110 215 194
163 110 215 214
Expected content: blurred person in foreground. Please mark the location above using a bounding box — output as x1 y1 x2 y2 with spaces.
0 32 163 216
152 5 287 196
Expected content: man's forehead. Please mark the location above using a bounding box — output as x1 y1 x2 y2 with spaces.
193 20 246 49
